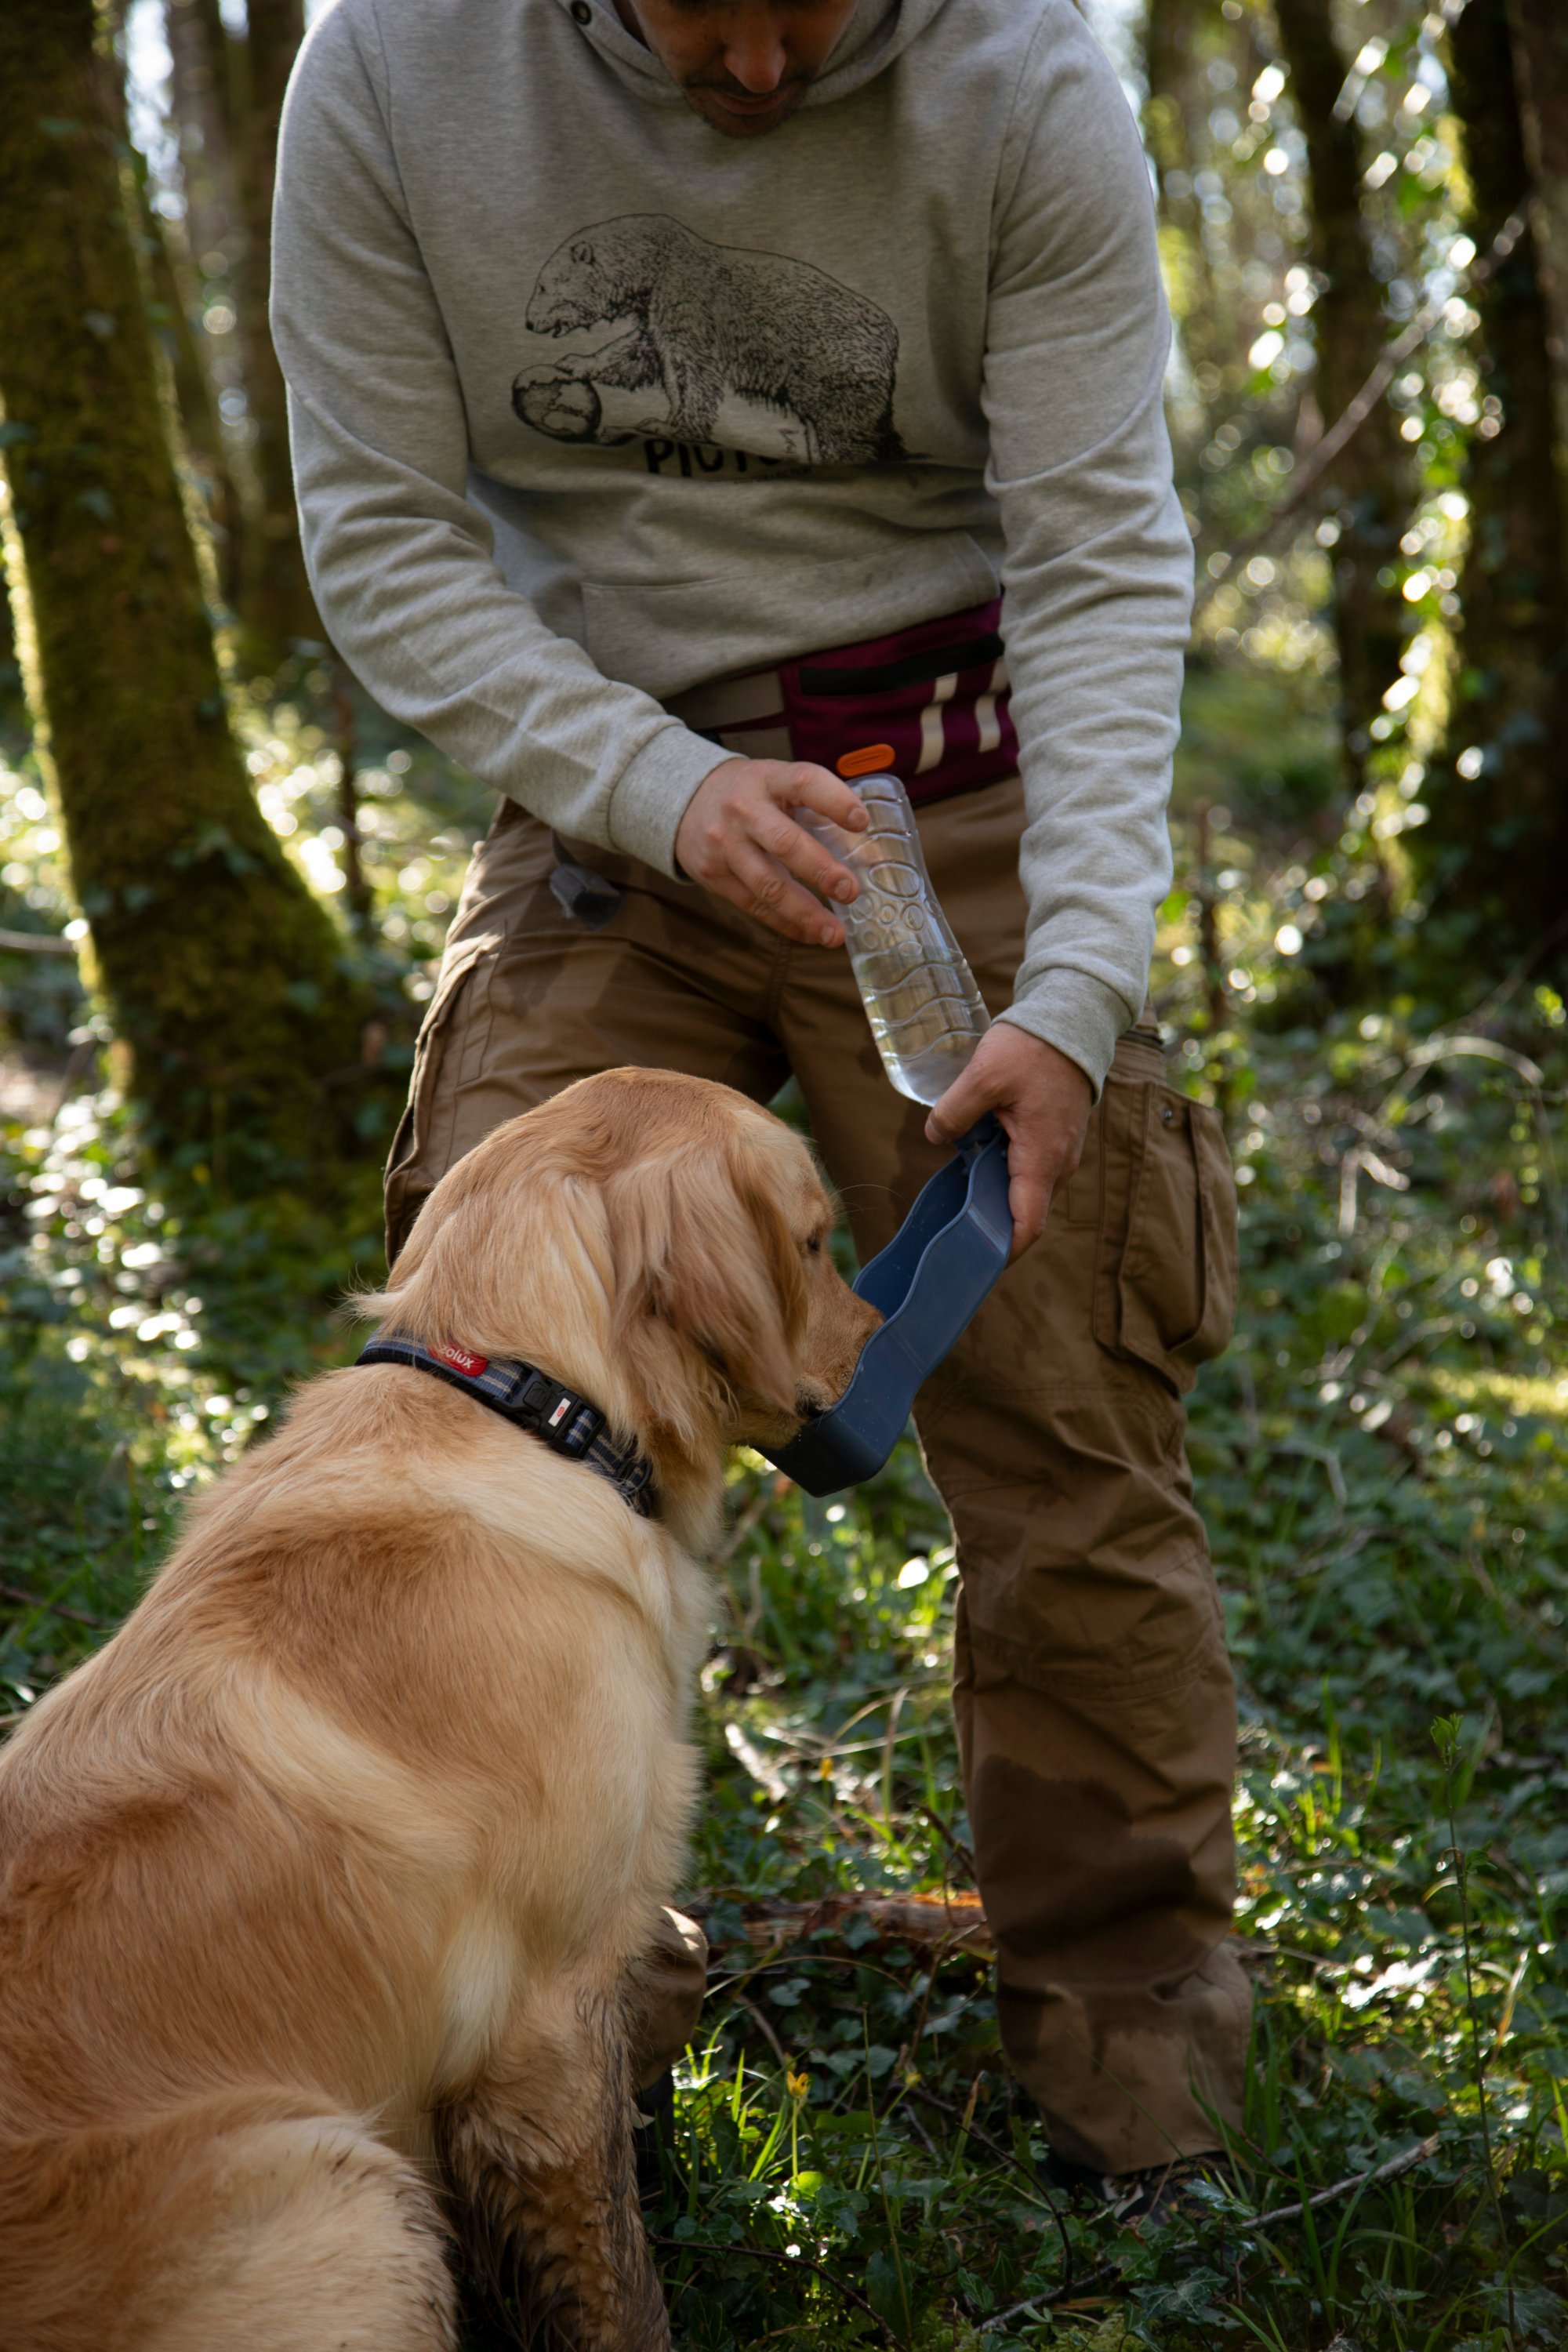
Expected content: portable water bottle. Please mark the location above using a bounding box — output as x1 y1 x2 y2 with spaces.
765 770 1008 1494
801 772 990 1106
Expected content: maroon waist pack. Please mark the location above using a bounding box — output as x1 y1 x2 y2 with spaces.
663 596 1017 807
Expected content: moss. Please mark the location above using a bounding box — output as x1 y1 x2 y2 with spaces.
0 0 369 1194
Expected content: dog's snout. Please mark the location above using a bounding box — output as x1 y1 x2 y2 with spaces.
794 1290 881 1428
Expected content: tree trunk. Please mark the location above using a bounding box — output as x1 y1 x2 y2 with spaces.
133 154 247 614
1417 0 1568 956
232 0 318 669
165 0 314 673
1510 0 1568 445
0 0 368 1193
1143 0 1229 381
1272 0 1412 787
162 0 252 609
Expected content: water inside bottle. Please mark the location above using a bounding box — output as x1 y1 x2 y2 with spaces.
801 774 990 1107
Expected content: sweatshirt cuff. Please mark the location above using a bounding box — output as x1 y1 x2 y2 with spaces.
606 723 733 877
996 968 1134 1099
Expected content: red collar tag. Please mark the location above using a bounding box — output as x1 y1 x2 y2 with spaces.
430 1340 489 1379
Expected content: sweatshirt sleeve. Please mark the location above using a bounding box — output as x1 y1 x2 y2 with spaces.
269 1 728 871
982 9 1192 1094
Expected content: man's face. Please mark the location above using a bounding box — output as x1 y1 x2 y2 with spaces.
613 0 860 137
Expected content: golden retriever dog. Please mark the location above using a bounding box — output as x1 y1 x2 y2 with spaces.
0 1069 878 2352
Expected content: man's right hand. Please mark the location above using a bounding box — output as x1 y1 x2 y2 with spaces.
674 758 868 948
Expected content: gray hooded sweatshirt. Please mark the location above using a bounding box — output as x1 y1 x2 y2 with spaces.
272 0 1192 1090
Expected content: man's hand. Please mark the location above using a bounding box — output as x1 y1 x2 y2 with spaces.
926 1023 1092 1261
675 758 868 947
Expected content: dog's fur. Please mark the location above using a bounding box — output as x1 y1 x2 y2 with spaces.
0 1071 878 2352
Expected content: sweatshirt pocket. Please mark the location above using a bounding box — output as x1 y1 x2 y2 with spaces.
1092 1080 1238 1392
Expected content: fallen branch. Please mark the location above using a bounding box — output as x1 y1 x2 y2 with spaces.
1247 2132 1441 2229
731 1889 993 1962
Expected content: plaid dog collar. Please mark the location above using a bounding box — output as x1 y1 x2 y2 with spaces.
355 1334 656 1518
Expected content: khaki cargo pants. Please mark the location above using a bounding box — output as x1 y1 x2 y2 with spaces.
386 775 1250 2174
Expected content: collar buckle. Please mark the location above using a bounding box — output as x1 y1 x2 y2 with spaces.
519 1370 604 1459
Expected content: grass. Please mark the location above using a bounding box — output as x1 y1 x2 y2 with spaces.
2 684 1566 2347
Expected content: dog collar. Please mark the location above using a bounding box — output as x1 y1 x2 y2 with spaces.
355 1334 657 1518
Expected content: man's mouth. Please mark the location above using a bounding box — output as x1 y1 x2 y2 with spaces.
691 81 805 118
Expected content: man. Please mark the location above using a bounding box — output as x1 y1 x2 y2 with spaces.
273 0 1247 2204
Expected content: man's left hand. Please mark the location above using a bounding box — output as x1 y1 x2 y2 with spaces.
925 1024 1092 1260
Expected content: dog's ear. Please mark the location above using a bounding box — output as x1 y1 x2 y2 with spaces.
608 1128 808 1433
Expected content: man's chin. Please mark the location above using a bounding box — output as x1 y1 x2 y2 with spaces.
684 85 808 136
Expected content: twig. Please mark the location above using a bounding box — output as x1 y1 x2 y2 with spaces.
1246 2132 1440 2228
0 1580 109 1628
879 1682 907 1830
724 1721 789 1804
981 2263 1124 2328
0 927 76 956
713 1483 774 1570
49 1036 99 1126
917 1798 978 1885
731 1992 790 2071
975 2144 1440 2329
1192 208 1527 622
912 2082 1036 2187
652 2234 896 2343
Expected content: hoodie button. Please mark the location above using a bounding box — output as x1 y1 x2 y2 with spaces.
571 2 591 19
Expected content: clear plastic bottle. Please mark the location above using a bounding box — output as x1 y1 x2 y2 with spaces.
801 772 990 1107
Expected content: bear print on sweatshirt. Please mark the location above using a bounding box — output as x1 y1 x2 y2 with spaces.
512 215 908 466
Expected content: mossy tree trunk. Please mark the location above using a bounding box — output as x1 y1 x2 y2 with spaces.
1417 0 1568 956
1272 0 1412 793
0 0 369 1193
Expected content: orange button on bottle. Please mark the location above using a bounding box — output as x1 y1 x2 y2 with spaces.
837 743 897 779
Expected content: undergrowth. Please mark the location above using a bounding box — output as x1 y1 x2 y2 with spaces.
2 695 1566 2347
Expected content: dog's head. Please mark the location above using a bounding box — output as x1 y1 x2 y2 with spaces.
366 1071 880 1524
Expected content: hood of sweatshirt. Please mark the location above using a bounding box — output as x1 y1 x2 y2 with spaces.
557 0 948 109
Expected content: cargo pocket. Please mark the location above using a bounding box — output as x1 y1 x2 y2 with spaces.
1092 1082 1238 1392
383 933 496 1263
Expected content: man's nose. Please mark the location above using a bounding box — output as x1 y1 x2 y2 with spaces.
723 13 789 90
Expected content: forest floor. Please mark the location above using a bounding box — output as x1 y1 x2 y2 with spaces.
2 669 1566 2349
